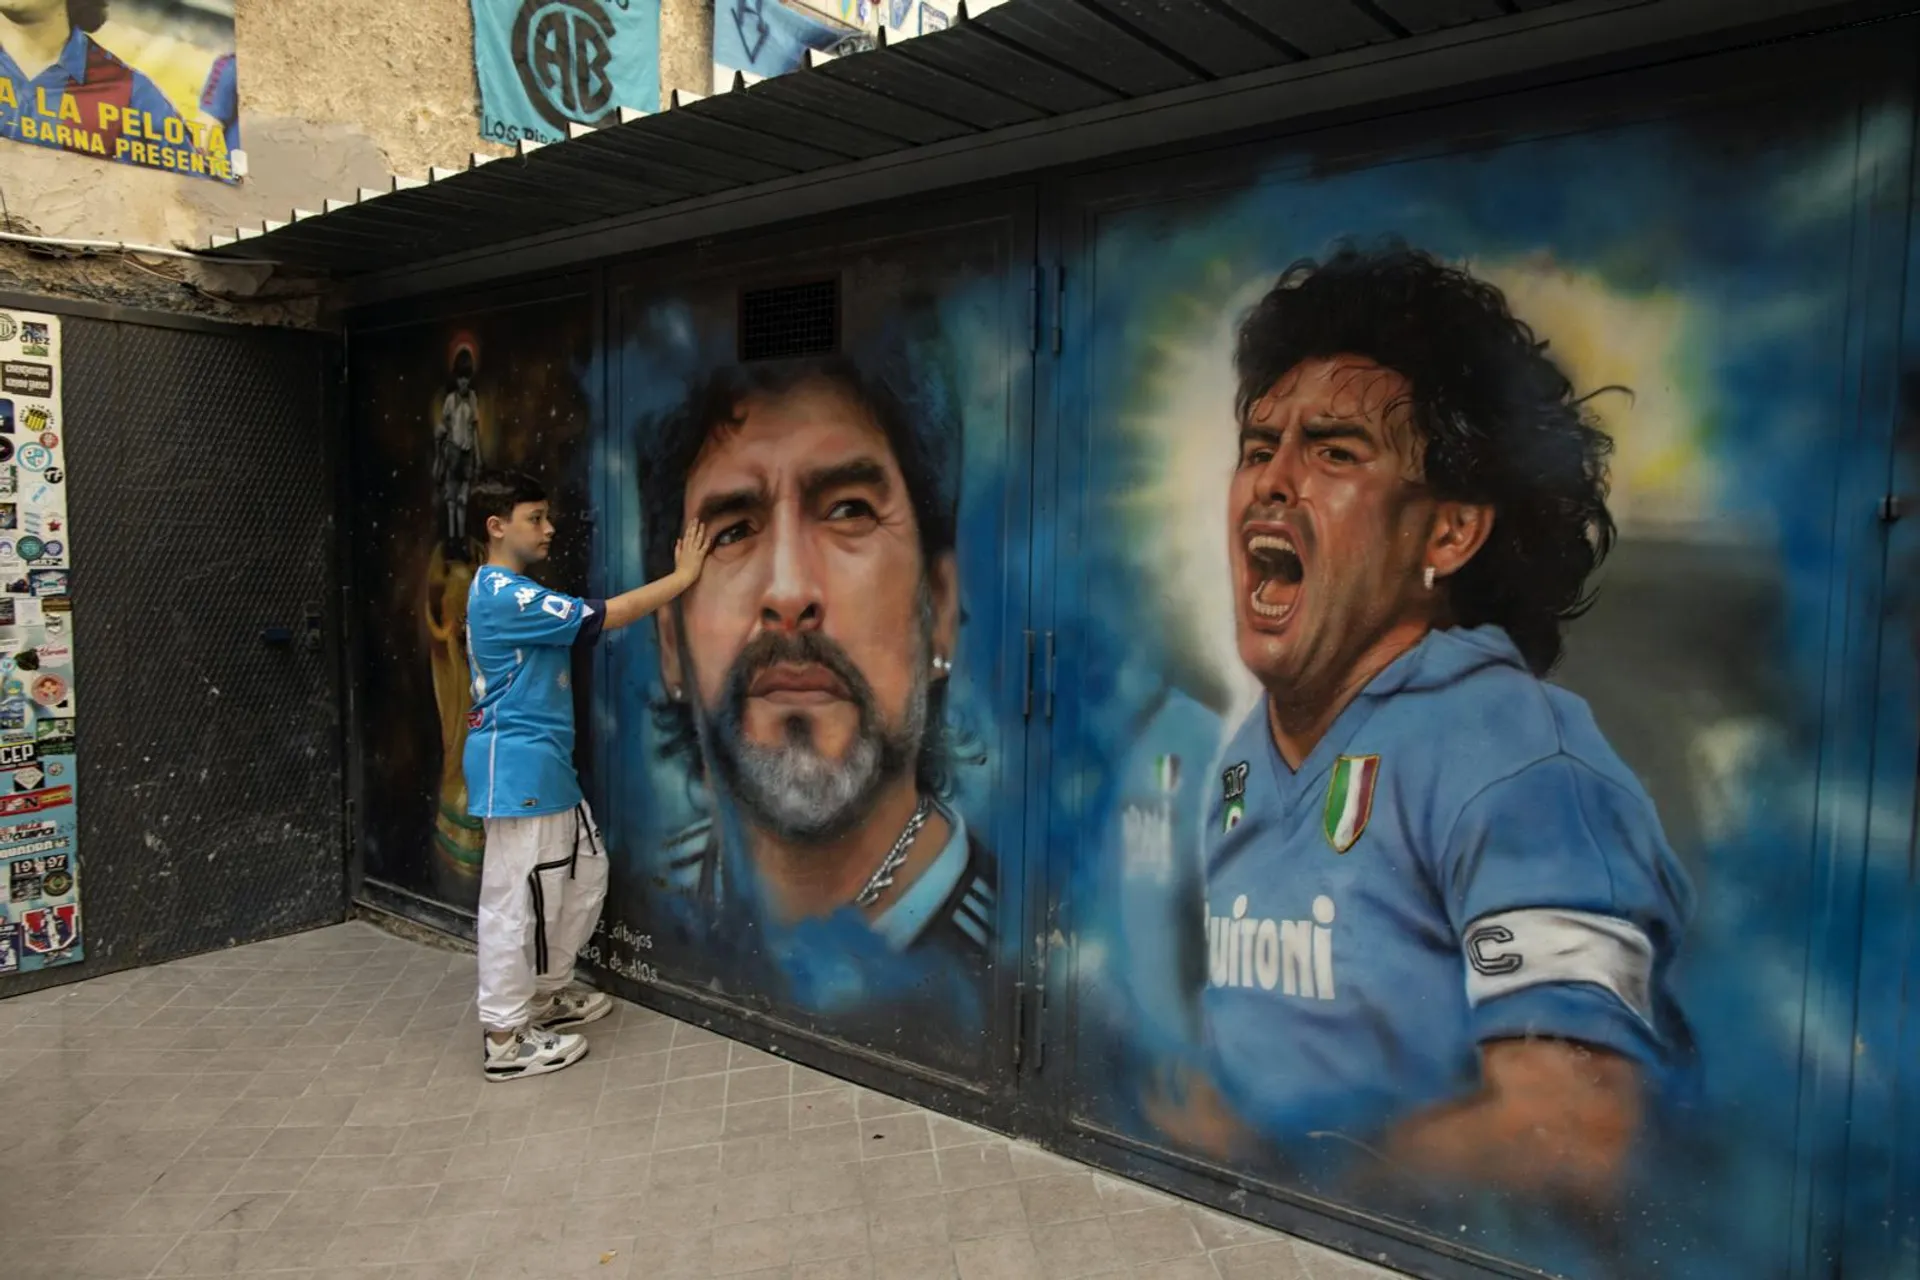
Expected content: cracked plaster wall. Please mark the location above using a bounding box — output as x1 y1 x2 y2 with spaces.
2 0 712 323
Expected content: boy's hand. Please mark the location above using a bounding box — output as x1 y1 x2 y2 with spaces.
673 520 712 585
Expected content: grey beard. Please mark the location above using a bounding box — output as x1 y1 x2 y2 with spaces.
704 598 933 845
722 675 926 843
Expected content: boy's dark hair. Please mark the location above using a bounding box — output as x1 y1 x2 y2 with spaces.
70 1 108 33
467 471 546 543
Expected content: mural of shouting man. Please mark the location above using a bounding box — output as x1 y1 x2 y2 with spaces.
1151 244 1696 1206
641 355 995 971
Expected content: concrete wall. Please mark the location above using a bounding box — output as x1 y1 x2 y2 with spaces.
0 0 712 321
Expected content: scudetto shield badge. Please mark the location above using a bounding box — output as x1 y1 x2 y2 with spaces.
1324 754 1380 853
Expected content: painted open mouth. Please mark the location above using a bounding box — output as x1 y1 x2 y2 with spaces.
1246 532 1304 624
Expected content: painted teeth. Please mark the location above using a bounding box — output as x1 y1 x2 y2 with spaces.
1249 594 1291 619
1247 534 1293 553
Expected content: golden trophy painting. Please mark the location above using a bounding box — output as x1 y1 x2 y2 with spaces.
423 335 487 887
424 543 485 882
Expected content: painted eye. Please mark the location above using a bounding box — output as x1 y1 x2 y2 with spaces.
712 521 754 548
826 499 877 521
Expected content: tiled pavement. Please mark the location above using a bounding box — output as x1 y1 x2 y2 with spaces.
0 922 1401 1280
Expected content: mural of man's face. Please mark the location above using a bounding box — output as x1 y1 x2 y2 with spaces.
664 378 957 843
1228 355 1441 709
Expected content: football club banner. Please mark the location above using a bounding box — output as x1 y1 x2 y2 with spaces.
0 309 83 979
713 0 857 84
0 0 240 182
711 1 1004 92
471 0 661 147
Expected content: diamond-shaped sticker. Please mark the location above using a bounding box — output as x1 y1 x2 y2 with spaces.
12 765 42 792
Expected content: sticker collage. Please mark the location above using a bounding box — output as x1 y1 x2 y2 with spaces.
0 310 80 976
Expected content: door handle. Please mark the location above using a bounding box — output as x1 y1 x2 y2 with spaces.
1022 629 1035 718
1044 631 1055 721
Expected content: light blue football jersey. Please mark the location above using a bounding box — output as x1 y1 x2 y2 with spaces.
1198 625 1696 1157
463 566 604 819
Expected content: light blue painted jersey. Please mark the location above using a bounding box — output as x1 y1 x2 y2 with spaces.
462 566 604 819
1199 625 1696 1147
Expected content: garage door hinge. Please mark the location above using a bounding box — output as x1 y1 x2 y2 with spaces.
1011 980 1025 1067
1051 266 1064 356
1028 264 1042 354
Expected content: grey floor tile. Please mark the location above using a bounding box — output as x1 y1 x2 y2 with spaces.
1030 1218 1125 1280
15 923 1401 1280
711 1215 795 1274
1106 1209 1206 1264
944 1186 1028 1242
866 1194 949 1255
1018 1175 1104 1227
953 1233 1045 1280
118 1193 222 1236
875 1244 961 1280
1210 1241 1310 1280
70 1230 182 1279
1129 1261 1217 1280
152 1226 263 1275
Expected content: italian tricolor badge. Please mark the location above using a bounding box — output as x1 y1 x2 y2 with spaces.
1324 754 1380 853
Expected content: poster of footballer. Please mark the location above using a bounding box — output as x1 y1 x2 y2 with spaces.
0 310 81 977
0 0 241 182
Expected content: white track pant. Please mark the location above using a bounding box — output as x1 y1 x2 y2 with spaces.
477 802 608 1032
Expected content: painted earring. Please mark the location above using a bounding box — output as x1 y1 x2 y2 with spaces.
1422 566 1436 590
931 655 952 676
668 684 683 701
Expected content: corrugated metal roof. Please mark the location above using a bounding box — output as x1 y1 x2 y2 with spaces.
201 0 1577 276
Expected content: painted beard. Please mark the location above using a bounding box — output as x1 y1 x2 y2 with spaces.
703 614 931 844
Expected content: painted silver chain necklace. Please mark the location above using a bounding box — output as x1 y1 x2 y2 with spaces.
854 796 931 908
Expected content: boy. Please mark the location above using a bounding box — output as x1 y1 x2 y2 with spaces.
463 470 709 1080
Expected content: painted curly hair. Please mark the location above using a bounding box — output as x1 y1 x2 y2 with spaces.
1234 240 1618 676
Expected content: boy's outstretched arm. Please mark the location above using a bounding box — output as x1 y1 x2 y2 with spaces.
602 521 712 633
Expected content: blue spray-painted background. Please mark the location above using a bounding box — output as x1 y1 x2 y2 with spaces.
322 90 1920 1280
584 241 1025 1077
1054 107 1919 1276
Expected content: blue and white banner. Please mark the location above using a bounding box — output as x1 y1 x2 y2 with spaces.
471 0 661 147
713 0 858 85
711 0 1001 89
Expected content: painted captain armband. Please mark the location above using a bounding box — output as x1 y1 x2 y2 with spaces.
1460 908 1657 1028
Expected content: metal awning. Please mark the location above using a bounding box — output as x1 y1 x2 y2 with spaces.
200 0 1584 274
200 0 1897 299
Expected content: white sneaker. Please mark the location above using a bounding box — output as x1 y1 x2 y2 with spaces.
532 984 614 1031
482 1025 588 1082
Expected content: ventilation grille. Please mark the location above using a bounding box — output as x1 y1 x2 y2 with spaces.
739 279 839 362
